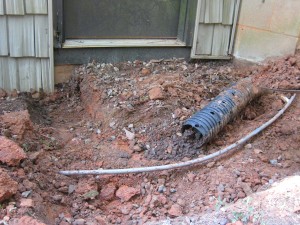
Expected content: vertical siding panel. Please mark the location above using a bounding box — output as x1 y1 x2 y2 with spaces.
0 0 4 15
35 59 42 90
18 58 38 91
41 59 52 92
222 0 235 25
8 58 19 91
195 24 214 55
8 16 35 57
212 25 231 56
0 16 8 56
5 0 25 15
198 0 206 23
0 57 6 88
204 0 223 23
35 15 49 57
25 0 47 14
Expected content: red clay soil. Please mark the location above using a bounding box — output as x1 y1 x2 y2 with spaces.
0 54 299 225
252 53 300 89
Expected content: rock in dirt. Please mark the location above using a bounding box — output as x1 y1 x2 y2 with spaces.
116 185 140 202
0 136 27 166
0 110 33 139
148 86 164 100
0 169 18 202
75 179 98 194
9 216 46 225
141 68 151 76
20 198 34 207
123 128 135 140
95 216 107 225
206 161 215 168
0 88 7 98
100 183 117 201
168 204 183 217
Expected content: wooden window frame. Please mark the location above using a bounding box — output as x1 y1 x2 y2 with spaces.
55 0 195 48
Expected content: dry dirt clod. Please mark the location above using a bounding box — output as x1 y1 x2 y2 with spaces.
148 86 164 100
116 185 140 202
0 168 18 203
0 88 7 98
168 204 183 218
0 136 27 166
100 183 117 201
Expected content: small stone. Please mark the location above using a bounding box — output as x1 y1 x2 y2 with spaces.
109 136 116 141
219 217 228 225
120 204 133 215
240 182 253 195
52 195 63 202
96 129 101 134
83 190 99 200
254 149 263 154
84 139 91 145
95 216 107 225
170 188 177 193
0 169 18 202
21 190 32 198
245 143 252 149
237 191 246 199
128 124 134 128
0 88 7 98
133 145 142 152
177 198 186 207
68 185 76 194
187 173 196 182
218 165 224 171
168 204 183 217
32 92 42 99
116 185 140 202
217 184 225 192
20 198 33 207
75 106 84 112
109 122 116 128
73 218 85 225
10 89 18 98
148 87 164 100
141 68 151 76
100 183 116 201
157 185 166 193
269 159 278 165
207 162 215 168
0 137 27 166
123 128 135 140
113 67 119 72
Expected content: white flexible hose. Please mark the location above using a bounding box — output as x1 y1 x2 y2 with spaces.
59 94 296 176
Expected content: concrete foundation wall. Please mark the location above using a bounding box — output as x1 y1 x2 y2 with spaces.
233 0 300 62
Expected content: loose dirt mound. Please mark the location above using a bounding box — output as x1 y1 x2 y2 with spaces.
0 55 299 225
253 53 300 89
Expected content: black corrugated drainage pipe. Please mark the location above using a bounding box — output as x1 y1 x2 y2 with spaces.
181 78 261 147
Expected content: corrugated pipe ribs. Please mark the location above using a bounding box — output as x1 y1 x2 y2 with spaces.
182 78 261 147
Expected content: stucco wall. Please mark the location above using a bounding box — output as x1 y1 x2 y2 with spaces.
233 0 300 62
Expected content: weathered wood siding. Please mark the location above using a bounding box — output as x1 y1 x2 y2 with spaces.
0 0 53 92
191 0 240 59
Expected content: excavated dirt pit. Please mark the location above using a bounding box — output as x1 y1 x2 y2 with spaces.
0 54 299 225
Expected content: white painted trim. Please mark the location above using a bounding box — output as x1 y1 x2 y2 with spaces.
190 0 202 58
62 39 186 48
48 0 54 92
228 0 241 54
